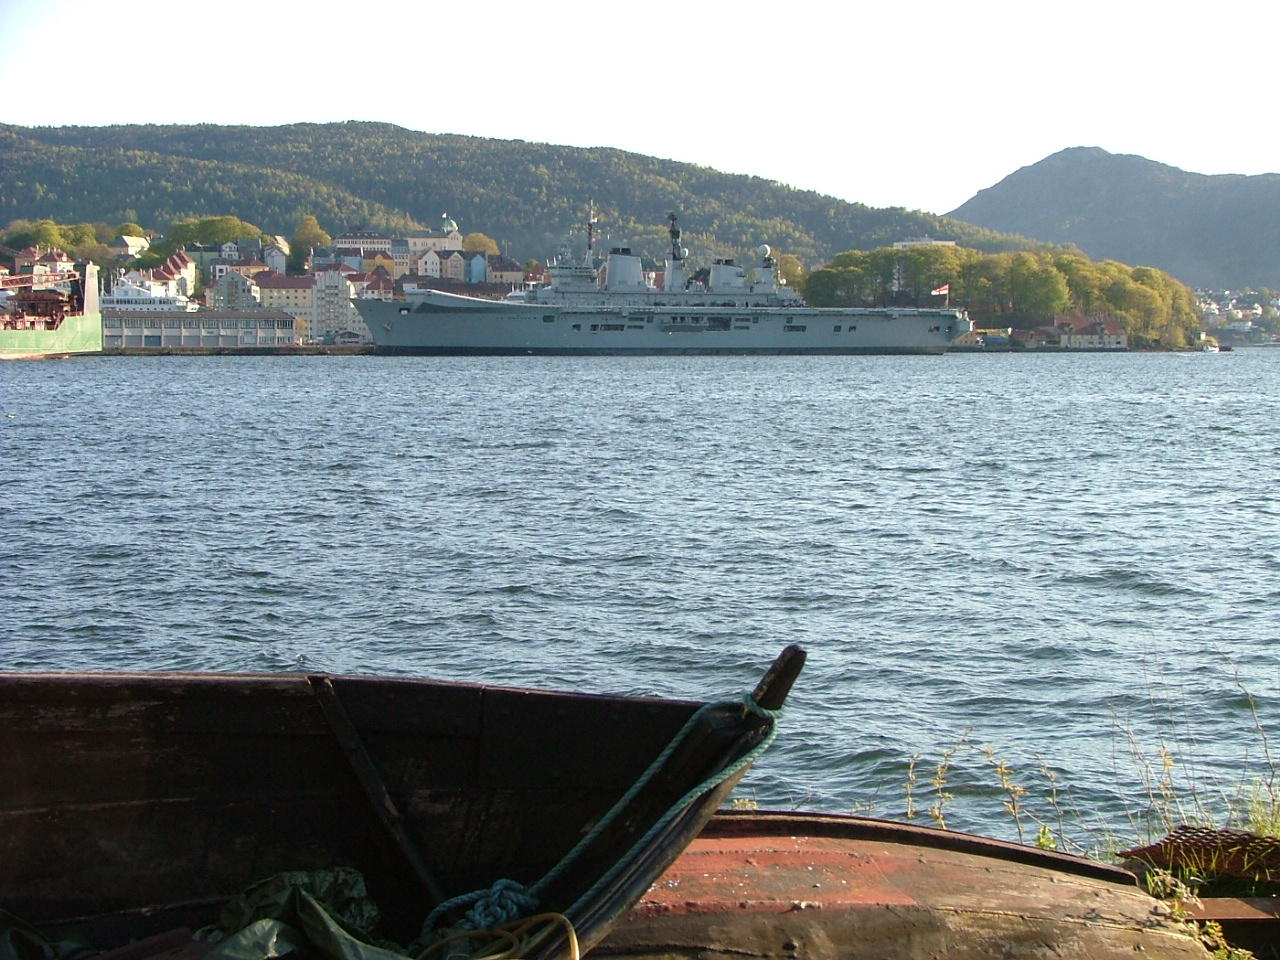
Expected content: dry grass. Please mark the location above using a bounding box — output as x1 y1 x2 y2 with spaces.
853 679 1279 874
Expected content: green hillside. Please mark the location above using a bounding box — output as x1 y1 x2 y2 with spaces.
1 121 1029 265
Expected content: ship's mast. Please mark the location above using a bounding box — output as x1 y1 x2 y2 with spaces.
586 201 597 267
668 213 684 263
663 212 690 292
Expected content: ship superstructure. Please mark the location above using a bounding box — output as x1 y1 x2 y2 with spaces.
1 261 102 359
355 214 969 355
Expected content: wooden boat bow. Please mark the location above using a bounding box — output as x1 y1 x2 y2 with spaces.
0 646 805 960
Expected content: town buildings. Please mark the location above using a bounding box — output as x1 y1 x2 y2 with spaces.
89 212 527 345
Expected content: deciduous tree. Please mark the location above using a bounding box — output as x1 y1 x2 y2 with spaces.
463 232 499 256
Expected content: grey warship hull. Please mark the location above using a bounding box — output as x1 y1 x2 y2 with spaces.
356 289 966 356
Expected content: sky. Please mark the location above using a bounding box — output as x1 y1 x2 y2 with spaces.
2 0 1276 215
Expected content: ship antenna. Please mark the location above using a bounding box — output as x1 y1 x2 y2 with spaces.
668 212 683 262
586 201 597 266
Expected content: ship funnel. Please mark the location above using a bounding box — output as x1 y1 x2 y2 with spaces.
605 248 647 291
708 258 747 293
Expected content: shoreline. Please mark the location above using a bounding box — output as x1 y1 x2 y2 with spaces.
101 345 377 357
13 343 1267 359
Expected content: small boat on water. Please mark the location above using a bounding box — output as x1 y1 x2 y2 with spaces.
595 810 1215 959
0 646 804 960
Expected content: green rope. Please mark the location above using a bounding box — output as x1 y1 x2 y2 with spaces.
560 692 780 922
419 691 780 939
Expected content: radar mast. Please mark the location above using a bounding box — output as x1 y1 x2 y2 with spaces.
586 201 598 266
668 213 684 262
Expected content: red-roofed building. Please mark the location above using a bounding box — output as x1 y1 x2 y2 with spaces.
14 247 41 271
14 247 77 280
354 272 394 301
151 250 197 296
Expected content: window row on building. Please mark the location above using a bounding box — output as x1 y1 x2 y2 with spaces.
102 311 300 349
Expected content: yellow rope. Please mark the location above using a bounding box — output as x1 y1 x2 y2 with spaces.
415 913 579 960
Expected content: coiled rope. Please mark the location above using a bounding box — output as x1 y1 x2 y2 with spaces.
416 913 579 960
418 691 781 952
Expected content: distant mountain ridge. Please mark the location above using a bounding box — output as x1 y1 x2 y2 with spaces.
948 147 1280 288
0 121 1026 267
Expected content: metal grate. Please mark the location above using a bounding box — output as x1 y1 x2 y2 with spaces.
1120 826 1280 880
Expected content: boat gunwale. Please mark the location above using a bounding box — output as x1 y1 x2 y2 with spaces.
0 669 705 708
705 809 1141 885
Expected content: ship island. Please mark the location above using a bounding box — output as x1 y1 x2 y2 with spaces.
354 214 972 356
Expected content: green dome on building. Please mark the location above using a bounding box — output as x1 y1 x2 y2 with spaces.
440 212 458 233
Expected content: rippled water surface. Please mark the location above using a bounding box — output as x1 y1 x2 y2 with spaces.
3 350 1279 843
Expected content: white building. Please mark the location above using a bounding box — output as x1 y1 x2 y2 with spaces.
103 310 300 348
102 278 197 312
109 235 151 259
312 267 370 343
331 229 392 254
263 243 289 275
209 272 261 310
892 237 957 249
403 214 465 263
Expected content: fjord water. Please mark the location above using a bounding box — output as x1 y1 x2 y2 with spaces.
3 351 1278 844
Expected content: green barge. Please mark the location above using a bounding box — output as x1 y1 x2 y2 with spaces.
1 262 101 359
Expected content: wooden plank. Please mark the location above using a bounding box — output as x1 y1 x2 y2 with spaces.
309 675 445 905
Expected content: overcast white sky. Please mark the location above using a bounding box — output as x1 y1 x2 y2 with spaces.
2 0 1275 214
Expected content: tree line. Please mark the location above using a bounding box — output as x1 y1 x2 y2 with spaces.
803 245 1201 347
1 121 1034 269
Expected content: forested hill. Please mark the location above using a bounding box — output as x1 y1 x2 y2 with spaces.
949 147 1280 289
1 121 1027 265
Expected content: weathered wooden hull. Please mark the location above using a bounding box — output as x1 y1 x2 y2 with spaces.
0 649 803 960
596 811 1212 959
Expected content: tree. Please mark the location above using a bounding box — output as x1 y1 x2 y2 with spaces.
776 253 806 290
164 216 265 251
802 266 865 307
291 214 331 250
463 232 499 256
4 219 65 250
289 214 331 272
115 222 146 238
1 219 114 263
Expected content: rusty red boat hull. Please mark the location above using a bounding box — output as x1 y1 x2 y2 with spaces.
596 810 1212 959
